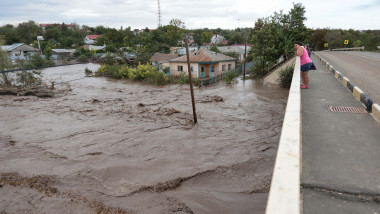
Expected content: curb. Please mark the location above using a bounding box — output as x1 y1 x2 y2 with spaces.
314 52 379 122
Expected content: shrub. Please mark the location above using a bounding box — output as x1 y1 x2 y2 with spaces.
95 64 120 77
28 54 46 68
178 72 189 84
84 67 93 76
278 65 294 88
145 70 169 85
16 70 43 87
77 54 89 62
225 70 240 84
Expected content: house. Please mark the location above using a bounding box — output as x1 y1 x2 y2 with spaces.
217 46 247 62
172 46 198 55
84 35 101 45
149 53 179 70
83 44 106 51
51 49 76 60
169 49 236 78
0 43 40 61
124 52 136 63
211 34 226 44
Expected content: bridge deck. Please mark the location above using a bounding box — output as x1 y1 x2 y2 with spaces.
301 54 380 213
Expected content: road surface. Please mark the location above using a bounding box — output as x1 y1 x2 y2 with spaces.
316 51 380 104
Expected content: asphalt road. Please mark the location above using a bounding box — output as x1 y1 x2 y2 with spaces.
316 51 380 104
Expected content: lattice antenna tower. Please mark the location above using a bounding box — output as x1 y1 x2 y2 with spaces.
157 0 162 28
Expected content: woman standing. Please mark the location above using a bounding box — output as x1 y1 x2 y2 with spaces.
294 41 313 89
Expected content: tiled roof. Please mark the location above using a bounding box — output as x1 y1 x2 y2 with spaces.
149 53 179 62
170 49 236 63
86 35 101 40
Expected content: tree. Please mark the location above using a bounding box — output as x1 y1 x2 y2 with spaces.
0 38 12 85
210 45 221 53
248 3 309 78
312 29 328 51
201 31 212 44
16 21 42 44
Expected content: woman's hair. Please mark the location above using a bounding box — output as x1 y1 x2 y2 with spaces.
294 41 303 46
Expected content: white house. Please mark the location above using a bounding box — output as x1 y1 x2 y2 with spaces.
211 35 226 44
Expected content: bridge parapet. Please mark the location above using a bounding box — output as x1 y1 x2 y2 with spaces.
332 47 364 51
266 56 301 214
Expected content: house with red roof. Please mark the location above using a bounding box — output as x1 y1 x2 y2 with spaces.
84 35 102 45
168 49 236 78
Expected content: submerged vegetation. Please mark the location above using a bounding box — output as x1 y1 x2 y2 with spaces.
93 62 202 86
278 65 294 88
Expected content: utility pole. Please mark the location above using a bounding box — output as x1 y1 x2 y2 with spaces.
157 0 162 28
184 35 197 124
243 38 247 80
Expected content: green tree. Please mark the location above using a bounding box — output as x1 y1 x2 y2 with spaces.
0 38 12 85
312 29 328 51
210 45 221 53
201 31 212 44
16 21 42 44
44 47 53 59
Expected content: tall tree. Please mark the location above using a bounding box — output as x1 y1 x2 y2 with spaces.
16 21 42 44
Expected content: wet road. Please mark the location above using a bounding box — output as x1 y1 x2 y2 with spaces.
0 63 288 214
316 51 380 104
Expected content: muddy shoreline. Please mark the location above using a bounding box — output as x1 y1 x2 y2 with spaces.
0 63 288 214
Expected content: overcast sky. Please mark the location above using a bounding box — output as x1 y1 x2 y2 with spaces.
0 0 379 30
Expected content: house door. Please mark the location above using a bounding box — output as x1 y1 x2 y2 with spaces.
201 66 205 78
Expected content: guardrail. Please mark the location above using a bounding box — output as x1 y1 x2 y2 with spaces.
332 47 364 51
266 56 301 214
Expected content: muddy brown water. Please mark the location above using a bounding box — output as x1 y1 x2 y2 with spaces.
0 63 288 214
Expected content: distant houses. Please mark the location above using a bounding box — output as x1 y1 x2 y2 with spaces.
217 44 251 62
0 43 40 60
168 49 236 78
149 53 179 71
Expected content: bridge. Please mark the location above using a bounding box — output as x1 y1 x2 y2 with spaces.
266 51 380 213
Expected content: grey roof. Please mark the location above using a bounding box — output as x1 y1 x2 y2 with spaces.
1 43 24 51
1 43 40 52
217 46 245 54
52 49 76 54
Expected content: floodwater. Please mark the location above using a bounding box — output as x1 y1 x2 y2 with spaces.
0 63 288 214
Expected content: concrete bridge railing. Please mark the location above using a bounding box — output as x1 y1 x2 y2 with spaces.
265 56 301 214
332 47 364 51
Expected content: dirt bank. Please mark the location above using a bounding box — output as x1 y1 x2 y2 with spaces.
0 63 288 214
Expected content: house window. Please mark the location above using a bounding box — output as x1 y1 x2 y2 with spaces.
178 65 183 72
201 66 205 72
191 66 194 73
228 64 231 70
222 65 226 71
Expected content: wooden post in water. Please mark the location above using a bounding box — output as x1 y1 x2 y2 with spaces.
184 36 197 124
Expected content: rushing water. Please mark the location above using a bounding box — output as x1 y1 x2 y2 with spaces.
0 63 288 214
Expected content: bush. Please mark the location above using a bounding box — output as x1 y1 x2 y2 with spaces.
225 70 240 84
16 70 43 87
278 65 294 88
145 70 168 85
178 72 189 84
84 67 93 76
77 54 89 62
28 54 46 68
